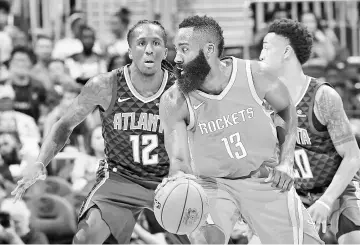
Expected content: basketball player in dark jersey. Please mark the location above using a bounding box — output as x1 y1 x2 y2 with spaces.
260 18 360 244
158 15 322 244
11 20 189 244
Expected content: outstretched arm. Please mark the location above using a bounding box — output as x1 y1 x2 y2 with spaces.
315 85 360 206
37 73 113 166
159 85 192 175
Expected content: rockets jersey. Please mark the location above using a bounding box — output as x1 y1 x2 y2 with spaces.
185 58 278 178
99 65 174 182
294 77 346 191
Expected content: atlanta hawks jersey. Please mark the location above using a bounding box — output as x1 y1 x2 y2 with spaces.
99 66 174 182
294 78 343 190
186 58 278 178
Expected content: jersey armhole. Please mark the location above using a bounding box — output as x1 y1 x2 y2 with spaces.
184 94 196 131
101 69 120 117
245 60 264 106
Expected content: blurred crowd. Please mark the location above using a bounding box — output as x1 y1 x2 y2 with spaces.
0 0 359 244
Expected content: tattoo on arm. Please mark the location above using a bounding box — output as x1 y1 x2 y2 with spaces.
38 74 113 165
315 86 355 146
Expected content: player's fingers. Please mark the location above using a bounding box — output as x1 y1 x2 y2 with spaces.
271 170 281 188
286 179 294 191
321 220 327 233
264 169 274 183
280 177 291 192
13 187 25 203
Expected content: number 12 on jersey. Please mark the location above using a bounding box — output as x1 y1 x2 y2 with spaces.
221 132 247 159
130 134 158 165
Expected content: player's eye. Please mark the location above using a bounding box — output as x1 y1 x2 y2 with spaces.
182 47 188 53
153 41 160 46
139 41 145 46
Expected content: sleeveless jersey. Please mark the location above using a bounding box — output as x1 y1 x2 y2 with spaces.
294 78 343 191
100 66 174 182
185 58 278 178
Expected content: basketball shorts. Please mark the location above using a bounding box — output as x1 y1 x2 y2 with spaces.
298 181 360 240
78 160 190 244
192 176 323 244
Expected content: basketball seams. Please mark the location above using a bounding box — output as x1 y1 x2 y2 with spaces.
176 180 190 233
192 182 205 231
160 182 188 229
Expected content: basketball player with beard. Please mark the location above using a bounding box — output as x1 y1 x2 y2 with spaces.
11 20 189 244
158 15 322 244
260 19 360 244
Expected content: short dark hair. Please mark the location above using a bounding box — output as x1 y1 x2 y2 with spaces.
115 7 131 27
127 20 167 46
0 1 10 14
10 46 36 64
268 19 313 65
178 15 225 58
79 25 95 37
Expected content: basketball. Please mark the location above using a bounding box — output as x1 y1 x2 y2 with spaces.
153 177 209 235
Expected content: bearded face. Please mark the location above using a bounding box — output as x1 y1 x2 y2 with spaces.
174 49 211 94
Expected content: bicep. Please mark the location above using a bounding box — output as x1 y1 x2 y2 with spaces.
58 75 111 130
251 61 292 112
159 90 189 161
264 79 293 113
315 86 357 157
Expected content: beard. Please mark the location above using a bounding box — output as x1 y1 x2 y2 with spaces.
174 50 211 94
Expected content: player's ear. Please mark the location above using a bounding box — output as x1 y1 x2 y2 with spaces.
128 48 133 60
284 45 293 60
204 43 215 58
164 48 168 60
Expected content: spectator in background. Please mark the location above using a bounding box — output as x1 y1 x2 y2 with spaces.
71 125 104 192
52 11 103 60
0 0 12 64
107 7 131 57
301 12 336 67
65 25 107 85
11 29 29 48
0 84 41 178
4 47 47 123
52 12 86 60
0 198 48 244
31 35 55 91
107 54 130 72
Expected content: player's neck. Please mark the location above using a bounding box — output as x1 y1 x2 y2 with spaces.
128 64 164 96
199 60 230 95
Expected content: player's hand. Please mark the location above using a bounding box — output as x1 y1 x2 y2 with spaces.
308 200 331 234
155 171 196 194
264 164 295 192
11 161 47 202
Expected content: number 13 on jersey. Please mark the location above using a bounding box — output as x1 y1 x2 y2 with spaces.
221 132 247 159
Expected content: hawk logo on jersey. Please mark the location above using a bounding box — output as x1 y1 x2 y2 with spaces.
297 127 311 145
297 109 306 118
182 208 200 226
